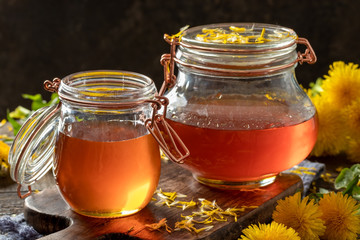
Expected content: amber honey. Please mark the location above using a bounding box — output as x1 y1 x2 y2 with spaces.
54 121 161 218
167 106 318 186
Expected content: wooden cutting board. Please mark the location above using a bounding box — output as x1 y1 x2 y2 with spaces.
24 160 302 240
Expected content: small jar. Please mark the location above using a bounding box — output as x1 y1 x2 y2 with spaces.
161 23 318 189
9 70 177 218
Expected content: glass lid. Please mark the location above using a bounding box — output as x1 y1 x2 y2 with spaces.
9 104 60 187
180 23 298 51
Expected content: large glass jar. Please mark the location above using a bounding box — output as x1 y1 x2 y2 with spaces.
9 70 177 218
161 23 318 189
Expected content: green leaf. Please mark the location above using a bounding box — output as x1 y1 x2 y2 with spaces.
22 93 49 111
343 175 359 196
309 78 324 97
22 93 43 102
350 164 360 175
308 192 323 203
351 185 360 196
335 168 354 190
318 188 330 194
5 92 59 137
6 110 22 135
47 93 59 106
353 194 360 202
8 106 31 119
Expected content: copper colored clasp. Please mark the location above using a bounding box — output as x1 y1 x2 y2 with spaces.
296 38 317 65
44 78 61 93
17 185 32 199
145 96 189 163
159 34 180 96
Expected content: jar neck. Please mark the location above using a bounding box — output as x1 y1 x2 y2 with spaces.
176 45 298 77
57 70 157 108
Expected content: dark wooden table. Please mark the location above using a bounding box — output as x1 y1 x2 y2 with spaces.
0 171 56 216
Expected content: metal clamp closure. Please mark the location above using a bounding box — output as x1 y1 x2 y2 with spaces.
44 78 61 93
145 96 189 163
159 34 180 96
296 38 317 65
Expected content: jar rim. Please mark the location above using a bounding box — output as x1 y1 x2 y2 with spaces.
180 22 298 52
58 70 157 107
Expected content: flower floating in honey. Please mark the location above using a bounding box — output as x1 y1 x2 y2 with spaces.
318 192 360 240
195 26 291 44
239 221 301 240
272 192 325 240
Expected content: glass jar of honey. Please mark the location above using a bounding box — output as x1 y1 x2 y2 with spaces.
9 70 187 218
160 23 318 189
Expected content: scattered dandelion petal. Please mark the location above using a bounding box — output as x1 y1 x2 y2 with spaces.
145 218 172 233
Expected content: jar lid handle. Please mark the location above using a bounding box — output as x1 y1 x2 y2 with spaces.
145 96 189 163
296 38 317 65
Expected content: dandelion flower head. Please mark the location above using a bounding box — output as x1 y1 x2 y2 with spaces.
0 141 10 177
318 192 360 240
309 94 347 156
321 61 360 109
272 192 325 240
343 98 360 138
240 221 300 240
346 138 360 163
0 140 9 163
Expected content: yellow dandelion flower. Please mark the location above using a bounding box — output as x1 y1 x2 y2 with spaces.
240 221 300 240
310 94 347 156
322 61 360 109
0 140 10 177
318 192 360 240
343 99 360 138
346 138 360 163
0 140 9 162
272 192 325 240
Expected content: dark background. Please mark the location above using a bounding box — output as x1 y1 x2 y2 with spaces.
0 0 359 117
